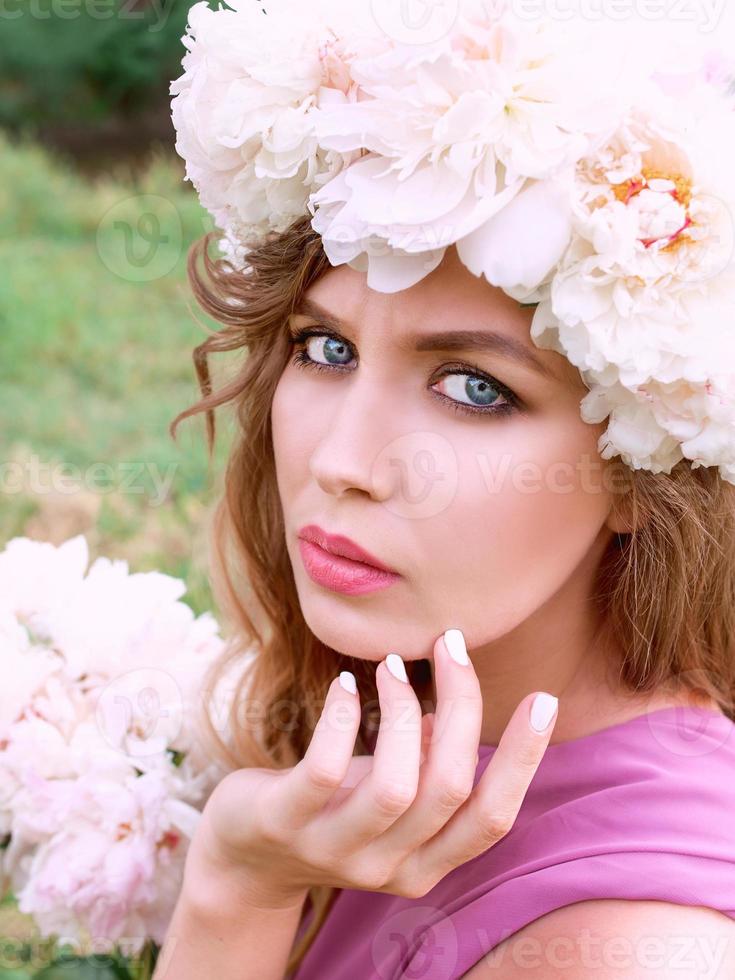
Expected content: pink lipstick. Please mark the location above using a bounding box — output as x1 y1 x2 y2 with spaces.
297 524 401 596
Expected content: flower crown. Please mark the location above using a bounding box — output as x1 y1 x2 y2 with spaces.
170 0 735 485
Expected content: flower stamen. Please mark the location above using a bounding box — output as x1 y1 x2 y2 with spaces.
613 167 695 251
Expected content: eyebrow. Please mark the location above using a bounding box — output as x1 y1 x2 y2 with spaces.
292 297 555 380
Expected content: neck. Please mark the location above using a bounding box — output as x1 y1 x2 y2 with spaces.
424 533 702 747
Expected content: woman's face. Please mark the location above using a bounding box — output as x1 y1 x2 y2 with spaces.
271 245 621 663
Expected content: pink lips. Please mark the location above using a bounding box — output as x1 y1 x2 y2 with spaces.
297 524 401 596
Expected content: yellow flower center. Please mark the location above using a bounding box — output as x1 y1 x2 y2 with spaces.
613 167 694 252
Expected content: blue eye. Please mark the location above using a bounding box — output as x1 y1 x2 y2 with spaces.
301 334 355 367
288 328 518 418
433 373 508 412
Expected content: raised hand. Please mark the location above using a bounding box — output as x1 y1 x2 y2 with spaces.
185 629 558 910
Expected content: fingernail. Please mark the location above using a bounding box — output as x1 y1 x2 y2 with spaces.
386 652 408 683
443 628 469 666
530 692 558 733
339 671 357 695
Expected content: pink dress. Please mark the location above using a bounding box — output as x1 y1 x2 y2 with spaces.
289 705 735 979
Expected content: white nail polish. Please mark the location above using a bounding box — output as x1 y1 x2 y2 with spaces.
339 671 357 695
386 652 408 683
530 692 558 733
444 628 469 666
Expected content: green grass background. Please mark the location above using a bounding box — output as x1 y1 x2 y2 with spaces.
0 128 240 615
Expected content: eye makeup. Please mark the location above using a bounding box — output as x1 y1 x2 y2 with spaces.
287 324 523 419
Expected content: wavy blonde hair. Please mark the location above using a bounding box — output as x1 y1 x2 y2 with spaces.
170 216 735 976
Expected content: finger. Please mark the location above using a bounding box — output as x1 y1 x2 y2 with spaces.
411 690 557 877
325 705 433 817
314 653 423 847
319 705 432 818
420 711 435 764
366 629 483 855
336 755 374 792
271 671 361 828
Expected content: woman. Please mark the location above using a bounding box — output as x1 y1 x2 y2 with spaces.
156 4 735 977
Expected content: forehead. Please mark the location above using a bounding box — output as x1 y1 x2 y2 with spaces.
301 247 578 386
307 245 517 323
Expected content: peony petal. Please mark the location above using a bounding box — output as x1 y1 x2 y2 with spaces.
362 246 447 294
456 178 573 292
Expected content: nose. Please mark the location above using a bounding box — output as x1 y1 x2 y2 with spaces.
308 374 399 502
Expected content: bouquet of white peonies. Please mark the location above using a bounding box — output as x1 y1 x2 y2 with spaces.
0 534 229 975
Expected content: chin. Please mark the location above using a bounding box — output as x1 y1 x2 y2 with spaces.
296 589 428 662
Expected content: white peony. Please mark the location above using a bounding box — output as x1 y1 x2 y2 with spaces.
309 10 636 294
10 767 200 951
531 77 735 480
169 0 384 268
580 377 735 482
0 535 228 952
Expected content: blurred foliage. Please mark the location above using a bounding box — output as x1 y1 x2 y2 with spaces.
32 963 131 980
0 128 239 619
0 926 157 978
0 0 209 129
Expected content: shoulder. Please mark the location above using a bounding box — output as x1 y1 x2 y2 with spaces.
462 899 735 979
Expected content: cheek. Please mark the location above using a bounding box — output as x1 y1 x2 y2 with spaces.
412 410 612 635
271 373 290 458
271 371 313 494
270 377 290 492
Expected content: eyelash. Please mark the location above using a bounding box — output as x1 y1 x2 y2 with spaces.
287 327 520 418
